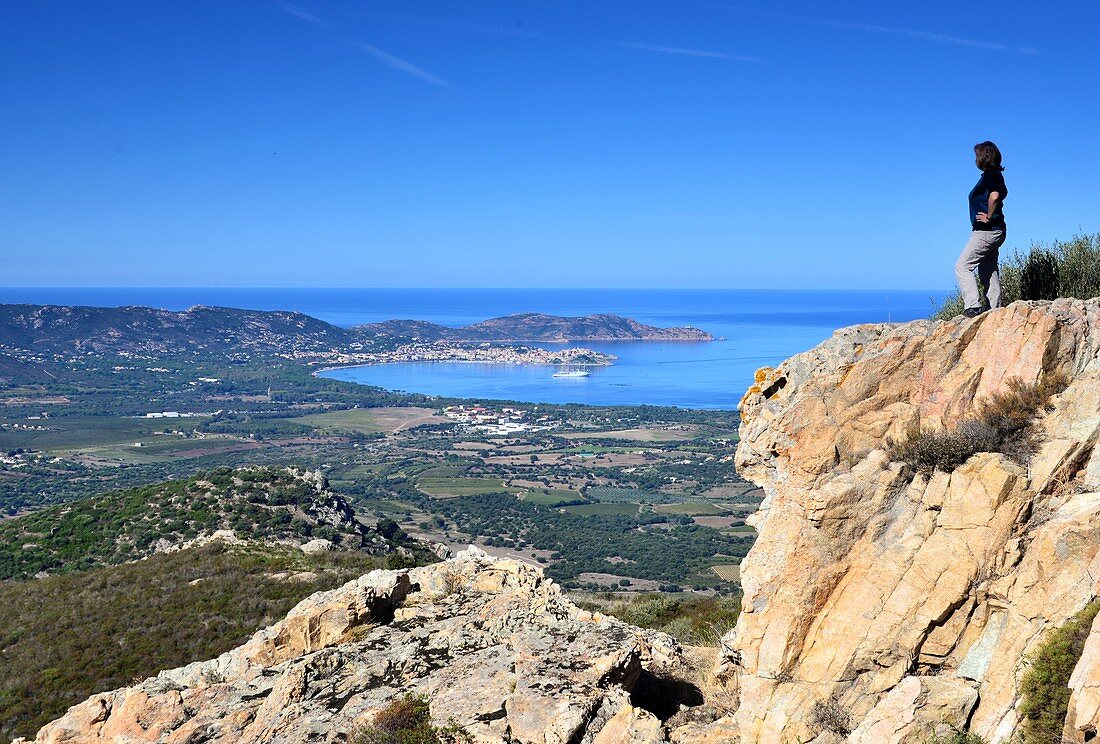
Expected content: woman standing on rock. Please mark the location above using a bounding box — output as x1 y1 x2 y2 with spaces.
955 141 1008 317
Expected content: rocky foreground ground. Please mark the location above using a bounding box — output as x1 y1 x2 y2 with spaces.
24 298 1100 743
22 547 729 743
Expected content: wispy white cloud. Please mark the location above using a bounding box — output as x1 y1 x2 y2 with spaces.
807 17 1006 51
275 1 327 26
618 41 766 64
339 10 544 39
714 6 1033 53
353 42 451 87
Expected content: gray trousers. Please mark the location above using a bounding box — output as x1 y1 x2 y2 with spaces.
955 229 1006 310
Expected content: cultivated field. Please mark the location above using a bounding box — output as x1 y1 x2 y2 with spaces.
565 427 699 442
711 564 741 582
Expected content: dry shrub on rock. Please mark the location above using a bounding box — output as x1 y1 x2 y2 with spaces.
808 696 852 737
888 372 1068 475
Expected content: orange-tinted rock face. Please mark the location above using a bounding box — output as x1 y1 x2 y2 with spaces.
725 299 1100 743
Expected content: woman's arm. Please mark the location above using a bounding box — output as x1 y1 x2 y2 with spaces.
976 191 1002 223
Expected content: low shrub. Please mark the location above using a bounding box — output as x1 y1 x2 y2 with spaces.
808 697 852 737
350 694 469 744
888 372 1068 475
1018 600 1100 744
1020 249 1060 301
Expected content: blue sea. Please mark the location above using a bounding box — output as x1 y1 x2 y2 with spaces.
0 288 949 409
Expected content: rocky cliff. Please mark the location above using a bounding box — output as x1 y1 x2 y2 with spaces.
24 299 1100 743
725 298 1100 743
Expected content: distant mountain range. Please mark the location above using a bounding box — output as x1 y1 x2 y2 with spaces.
0 304 711 355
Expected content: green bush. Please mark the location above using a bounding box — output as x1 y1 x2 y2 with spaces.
888 372 1068 474
1020 249 1060 301
576 593 740 646
1019 600 1100 744
934 233 1100 320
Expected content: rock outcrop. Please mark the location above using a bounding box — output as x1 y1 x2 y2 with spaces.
24 548 711 744
724 299 1100 742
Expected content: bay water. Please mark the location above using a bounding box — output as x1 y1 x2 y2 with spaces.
0 288 950 409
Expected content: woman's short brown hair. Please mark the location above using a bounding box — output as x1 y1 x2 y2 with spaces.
974 141 1004 172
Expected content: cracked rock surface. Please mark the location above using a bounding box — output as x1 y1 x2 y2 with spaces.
25 548 703 744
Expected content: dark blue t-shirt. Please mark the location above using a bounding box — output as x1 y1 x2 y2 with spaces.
969 170 1007 231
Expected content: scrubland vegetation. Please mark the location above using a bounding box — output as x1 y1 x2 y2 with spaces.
0 466 369 580
935 232 1100 319
1019 600 1100 744
0 542 397 741
576 592 741 646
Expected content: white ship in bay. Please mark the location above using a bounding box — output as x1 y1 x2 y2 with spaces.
552 368 590 378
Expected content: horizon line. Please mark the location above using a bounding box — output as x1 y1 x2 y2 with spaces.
0 285 954 293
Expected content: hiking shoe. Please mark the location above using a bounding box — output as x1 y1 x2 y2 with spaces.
963 307 982 318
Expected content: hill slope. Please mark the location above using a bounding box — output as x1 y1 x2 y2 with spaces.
0 304 353 356
0 466 394 580
0 542 402 741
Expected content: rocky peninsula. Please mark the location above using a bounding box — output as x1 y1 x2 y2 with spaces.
26 299 1100 743
359 313 713 343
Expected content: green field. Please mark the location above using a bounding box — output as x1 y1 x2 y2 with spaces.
565 427 698 442
76 436 253 464
417 463 472 478
0 416 182 452
416 476 507 497
653 502 729 516
279 408 386 434
0 416 253 464
559 502 640 516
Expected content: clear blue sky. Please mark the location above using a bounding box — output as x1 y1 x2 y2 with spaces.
2 2 1098 289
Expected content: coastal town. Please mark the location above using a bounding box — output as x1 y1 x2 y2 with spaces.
311 341 616 372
